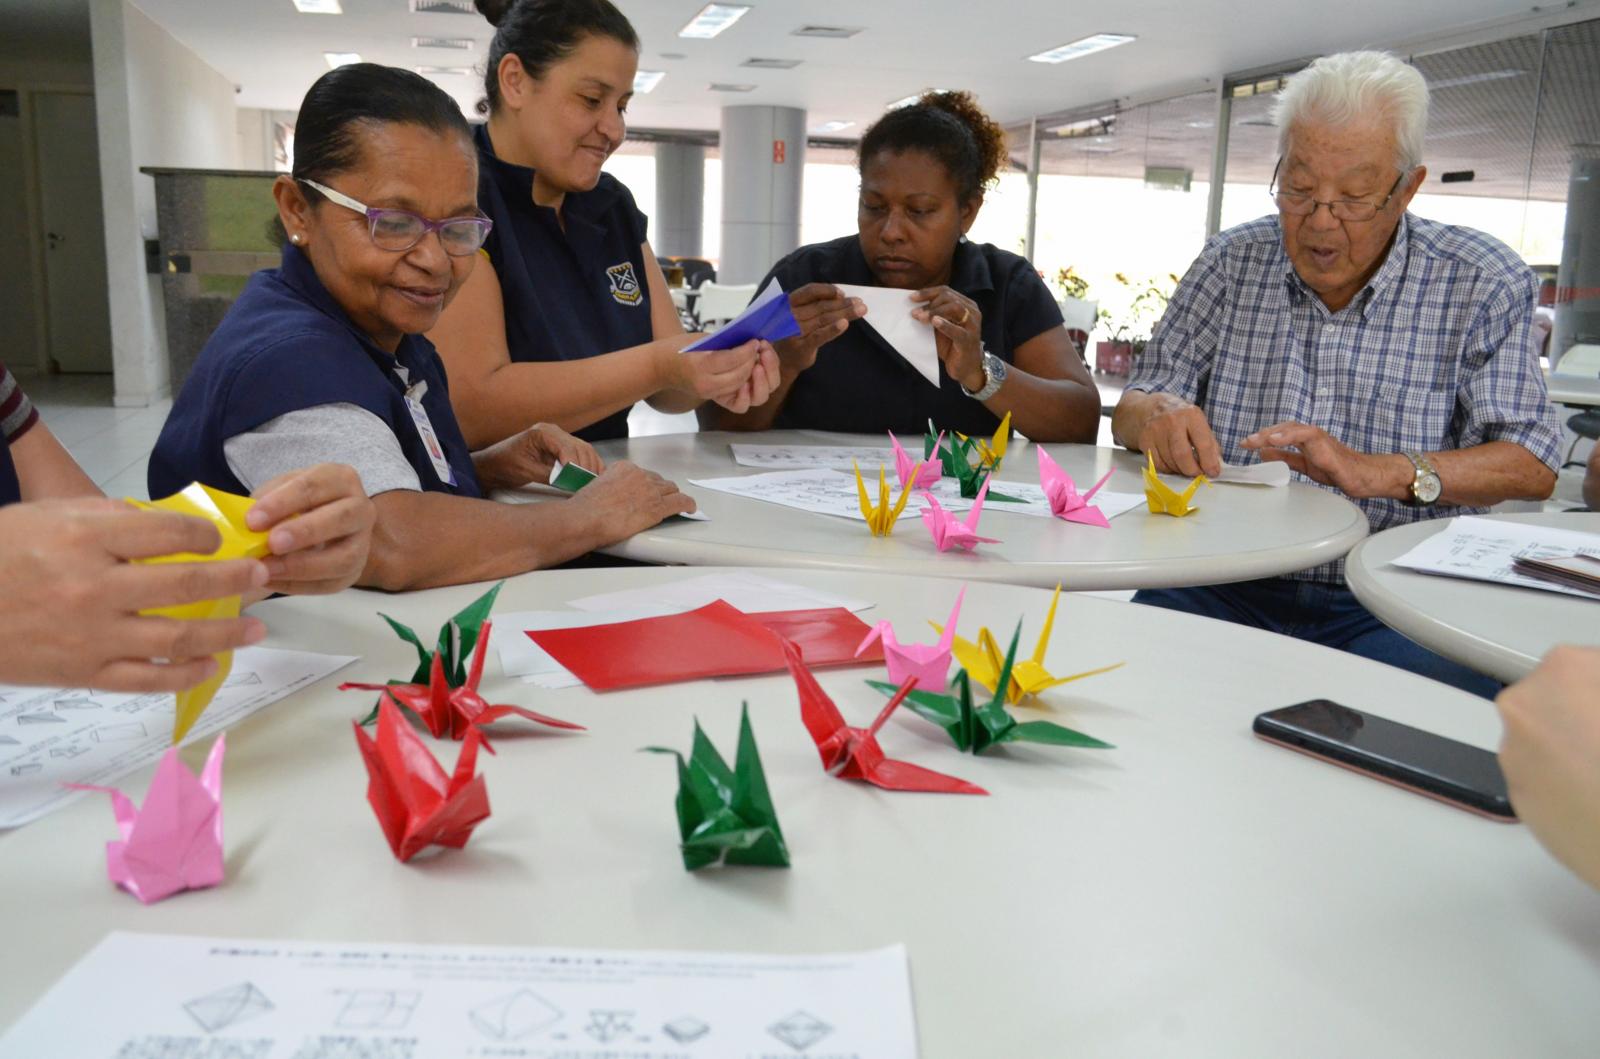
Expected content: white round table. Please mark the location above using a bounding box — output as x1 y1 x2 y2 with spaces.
1346 511 1600 683
571 431 1369 591
3 568 1596 1057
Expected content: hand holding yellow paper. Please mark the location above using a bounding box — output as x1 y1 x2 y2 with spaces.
854 460 920 537
126 483 271 743
931 584 1123 704
1143 451 1209 517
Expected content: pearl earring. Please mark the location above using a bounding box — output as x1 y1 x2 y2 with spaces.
290 233 303 245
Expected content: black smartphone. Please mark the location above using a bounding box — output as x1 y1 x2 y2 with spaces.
1253 699 1516 822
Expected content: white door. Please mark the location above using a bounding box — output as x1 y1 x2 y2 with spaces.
33 91 111 373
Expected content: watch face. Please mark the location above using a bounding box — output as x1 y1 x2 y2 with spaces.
1416 472 1442 504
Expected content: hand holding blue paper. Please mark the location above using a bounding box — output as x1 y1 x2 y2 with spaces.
684 278 803 351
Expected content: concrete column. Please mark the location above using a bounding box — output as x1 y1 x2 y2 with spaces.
1551 151 1600 369
653 141 705 259
719 105 805 284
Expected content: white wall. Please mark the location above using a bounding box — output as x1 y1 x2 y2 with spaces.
89 0 240 406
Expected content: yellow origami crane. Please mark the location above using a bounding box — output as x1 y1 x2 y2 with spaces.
955 410 1012 472
854 460 921 537
931 584 1123 704
1143 450 1209 517
127 483 271 743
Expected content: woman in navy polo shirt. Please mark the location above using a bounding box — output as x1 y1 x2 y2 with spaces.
704 92 1102 442
151 64 695 591
425 0 777 446
0 361 371 691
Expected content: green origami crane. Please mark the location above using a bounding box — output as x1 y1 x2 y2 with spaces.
378 582 503 688
868 622 1114 755
925 420 1021 502
644 704 790 871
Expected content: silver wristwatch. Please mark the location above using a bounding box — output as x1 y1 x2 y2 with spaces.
960 347 1007 401
1403 450 1442 506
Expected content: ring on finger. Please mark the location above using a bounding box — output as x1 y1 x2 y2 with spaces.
956 307 970 325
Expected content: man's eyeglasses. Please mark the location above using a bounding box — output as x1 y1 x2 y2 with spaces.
1268 160 1408 223
300 179 492 256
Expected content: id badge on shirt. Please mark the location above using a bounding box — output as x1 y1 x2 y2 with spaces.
402 380 457 487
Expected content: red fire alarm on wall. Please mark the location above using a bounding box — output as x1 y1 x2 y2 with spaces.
772 139 786 164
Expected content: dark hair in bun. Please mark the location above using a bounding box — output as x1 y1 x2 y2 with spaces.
858 90 1009 203
476 0 639 115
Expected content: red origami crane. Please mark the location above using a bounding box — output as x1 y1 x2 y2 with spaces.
342 619 583 740
784 639 986 795
354 695 494 862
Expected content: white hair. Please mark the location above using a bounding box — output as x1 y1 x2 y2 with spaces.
1272 51 1429 172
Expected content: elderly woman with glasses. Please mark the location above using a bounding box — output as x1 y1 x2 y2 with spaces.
151 64 695 590
1111 50 1559 698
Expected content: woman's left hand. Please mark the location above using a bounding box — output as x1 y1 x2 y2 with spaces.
245 463 375 595
474 423 603 492
912 286 985 392
710 341 781 414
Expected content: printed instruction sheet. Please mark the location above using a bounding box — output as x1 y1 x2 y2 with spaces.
0 931 918 1059
1389 515 1600 599
0 647 356 828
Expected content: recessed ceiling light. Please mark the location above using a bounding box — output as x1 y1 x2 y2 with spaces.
792 25 862 38
660 51 687 60
1027 33 1136 64
1429 69 1524 90
292 0 342 13
742 58 801 69
634 70 665 93
886 88 953 109
408 0 476 12
1185 119 1213 129
411 36 473 49
324 52 362 68
414 65 473 76
680 4 751 39
811 120 855 133
709 82 758 92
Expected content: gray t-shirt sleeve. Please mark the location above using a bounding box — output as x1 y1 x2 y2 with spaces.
223 403 423 497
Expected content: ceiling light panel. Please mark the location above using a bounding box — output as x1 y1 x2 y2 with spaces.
742 58 801 69
709 82 757 92
1028 34 1136 64
324 52 362 68
411 36 473 49
680 4 751 39
415 66 473 76
291 0 342 13
792 25 862 38
634 70 665 93
811 120 855 133
887 89 953 109
1429 69 1524 90
408 0 477 14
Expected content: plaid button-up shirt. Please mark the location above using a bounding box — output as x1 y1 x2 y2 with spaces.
1128 212 1560 584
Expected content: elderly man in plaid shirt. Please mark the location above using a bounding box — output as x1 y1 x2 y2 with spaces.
1113 51 1560 698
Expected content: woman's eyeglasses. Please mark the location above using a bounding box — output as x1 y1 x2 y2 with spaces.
300 179 493 256
1268 160 1408 223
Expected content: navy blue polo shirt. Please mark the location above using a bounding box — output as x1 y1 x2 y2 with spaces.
0 436 18 508
760 235 1065 436
475 123 655 442
148 244 481 501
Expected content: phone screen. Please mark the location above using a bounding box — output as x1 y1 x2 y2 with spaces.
1253 700 1514 820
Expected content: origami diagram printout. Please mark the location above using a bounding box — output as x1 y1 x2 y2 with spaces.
128 483 273 743
787 641 984 794
729 442 900 473
683 278 802 351
354 696 494 862
68 734 226 904
644 704 789 870
856 588 964 690
836 284 940 386
932 585 1124 703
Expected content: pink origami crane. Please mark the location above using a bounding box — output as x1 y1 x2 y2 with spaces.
892 430 942 490
68 734 226 905
1038 448 1115 528
854 586 965 690
920 476 1001 552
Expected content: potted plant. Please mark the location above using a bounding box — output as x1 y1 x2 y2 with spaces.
1094 273 1177 376
1048 266 1097 361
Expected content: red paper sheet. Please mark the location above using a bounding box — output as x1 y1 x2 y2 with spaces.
526 601 880 691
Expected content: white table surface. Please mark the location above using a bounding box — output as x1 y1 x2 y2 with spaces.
1545 371 1600 407
1346 511 1600 683
572 431 1370 591
3 568 1596 1057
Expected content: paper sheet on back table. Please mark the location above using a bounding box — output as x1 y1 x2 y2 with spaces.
0 647 355 829
0 932 919 1059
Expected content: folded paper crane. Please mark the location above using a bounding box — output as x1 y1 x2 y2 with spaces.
854 460 920 537
354 695 494 862
1143 451 1209 517
129 483 273 743
376 583 503 688
932 585 1124 703
644 705 789 870
928 418 1020 501
68 734 227 904
787 640 984 794
855 587 965 690
958 410 1012 471
1038 449 1115 528
892 430 942 490
921 475 1001 552
341 619 583 740
869 626 1114 755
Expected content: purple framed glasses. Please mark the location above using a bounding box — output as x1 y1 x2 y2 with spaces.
301 178 492 256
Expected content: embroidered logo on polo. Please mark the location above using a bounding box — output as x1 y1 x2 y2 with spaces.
606 262 643 306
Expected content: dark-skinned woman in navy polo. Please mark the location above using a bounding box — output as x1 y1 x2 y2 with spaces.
0 363 374 691
704 92 1102 442
150 64 695 592
425 0 778 448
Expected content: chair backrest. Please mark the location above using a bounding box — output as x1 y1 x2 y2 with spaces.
679 258 717 289
696 281 758 326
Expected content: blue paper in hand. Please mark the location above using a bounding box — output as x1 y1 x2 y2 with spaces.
683 278 802 351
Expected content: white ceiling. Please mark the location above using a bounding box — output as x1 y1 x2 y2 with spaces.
103 0 1554 134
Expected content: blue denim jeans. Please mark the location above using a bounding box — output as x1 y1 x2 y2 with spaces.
1132 578 1503 700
